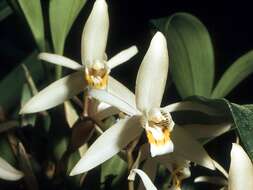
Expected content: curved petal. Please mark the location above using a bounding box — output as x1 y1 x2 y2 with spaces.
70 116 142 175
108 76 137 109
89 89 139 116
38 53 82 70
128 169 157 190
162 101 222 116
184 123 231 139
228 143 253 190
81 0 109 65
20 72 86 114
171 126 215 170
107 46 138 69
0 157 23 181
135 32 169 112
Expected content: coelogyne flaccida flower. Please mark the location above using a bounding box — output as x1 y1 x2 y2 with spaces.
20 0 137 114
70 32 215 176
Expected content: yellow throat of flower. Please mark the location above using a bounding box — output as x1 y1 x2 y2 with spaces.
144 108 174 146
146 127 171 146
84 61 109 89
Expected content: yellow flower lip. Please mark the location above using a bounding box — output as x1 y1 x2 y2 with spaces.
84 61 109 89
146 127 171 146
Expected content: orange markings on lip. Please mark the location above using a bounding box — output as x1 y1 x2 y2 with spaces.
146 127 171 146
84 68 108 89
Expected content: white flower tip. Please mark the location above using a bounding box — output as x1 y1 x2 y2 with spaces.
131 45 138 55
151 32 167 48
69 165 82 176
0 157 24 181
94 0 108 12
19 105 31 115
150 140 174 157
38 52 48 60
231 143 246 158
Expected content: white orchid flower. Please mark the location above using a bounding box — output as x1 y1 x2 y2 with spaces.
70 32 216 176
20 0 138 114
0 156 24 181
195 143 253 190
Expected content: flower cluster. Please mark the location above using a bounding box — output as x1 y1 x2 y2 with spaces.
15 0 253 189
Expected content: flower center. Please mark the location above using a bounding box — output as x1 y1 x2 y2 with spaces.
85 60 109 89
143 108 174 146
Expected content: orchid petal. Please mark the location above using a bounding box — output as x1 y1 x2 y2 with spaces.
70 116 142 175
212 159 229 178
150 140 174 157
81 0 109 65
128 169 158 190
89 89 138 116
64 101 79 128
228 143 253 190
108 76 137 110
135 32 168 112
20 72 86 114
162 101 222 116
38 53 82 70
184 123 231 139
107 46 138 69
171 126 215 170
0 157 23 181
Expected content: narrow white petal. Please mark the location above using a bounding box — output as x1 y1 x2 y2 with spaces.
108 76 137 110
171 126 215 170
228 143 253 190
138 158 157 190
135 32 168 112
0 157 23 181
184 123 231 139
212 159 229 178
64 101 79 128
70 116 142 175
89 89 138 116
81 0 109 64
38 53 82 70
20 72 86 114
128 169 158 190
162 101 222 116
107 46 138 69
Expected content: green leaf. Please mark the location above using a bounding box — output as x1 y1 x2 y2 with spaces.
49 0 87 54
0 0 12 21
0 51 46 112
151 13 214 98
100 155 127 189
182 96 253 161
228 103 253 160
212 51 253 98
17 0 45 50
